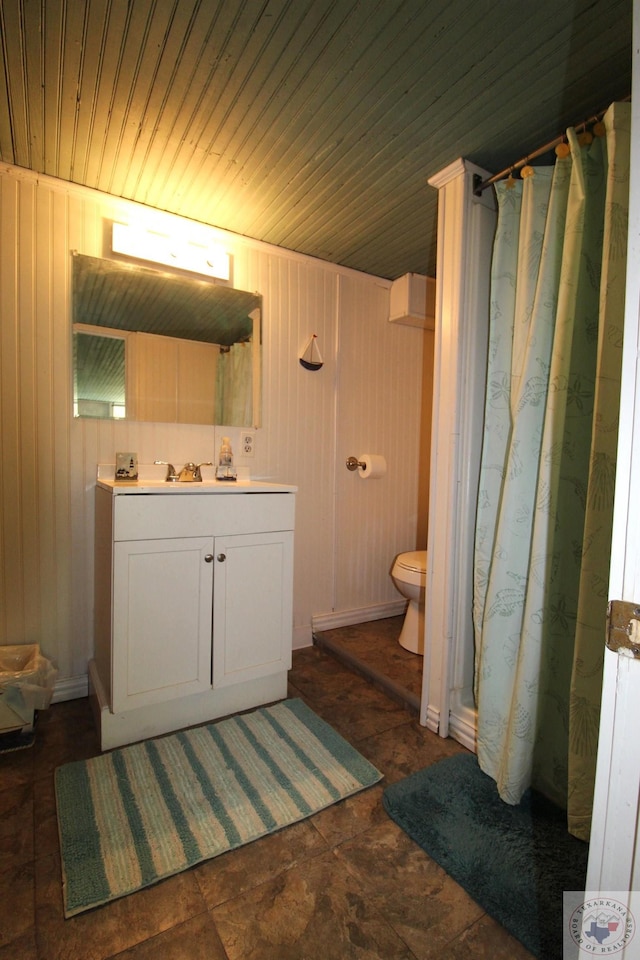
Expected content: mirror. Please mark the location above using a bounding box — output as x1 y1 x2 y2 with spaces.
72 253 261 426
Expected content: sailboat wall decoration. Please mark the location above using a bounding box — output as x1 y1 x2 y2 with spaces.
299 334 323 371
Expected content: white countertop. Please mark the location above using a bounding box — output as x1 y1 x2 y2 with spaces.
96 464 296 495
97 478 297 495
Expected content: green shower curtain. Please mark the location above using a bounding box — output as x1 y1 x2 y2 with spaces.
215 340 254 426
473 102 630 840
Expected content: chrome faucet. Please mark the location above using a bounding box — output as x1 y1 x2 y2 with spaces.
154 460 213 481
178 461 213 482
154 460 179 481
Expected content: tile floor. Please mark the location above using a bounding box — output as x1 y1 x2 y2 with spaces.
313 615 423 711
0 627 535 960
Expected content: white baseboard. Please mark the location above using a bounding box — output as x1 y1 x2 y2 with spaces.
448 690 477 752
52 674 89 703
419 699 476 752
422 702 440 733
449 712 477 752
312 600 407 633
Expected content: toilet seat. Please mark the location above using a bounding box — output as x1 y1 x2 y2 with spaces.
395 550 426 574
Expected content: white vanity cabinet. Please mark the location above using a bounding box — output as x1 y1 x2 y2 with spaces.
90 479 296 750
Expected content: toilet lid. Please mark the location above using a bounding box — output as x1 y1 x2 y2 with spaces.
396 551 427 574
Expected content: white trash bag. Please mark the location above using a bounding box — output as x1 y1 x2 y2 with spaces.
0 644 58 731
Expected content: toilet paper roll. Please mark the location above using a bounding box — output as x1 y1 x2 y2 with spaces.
359 454 387 479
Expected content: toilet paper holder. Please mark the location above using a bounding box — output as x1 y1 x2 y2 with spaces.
346 456 366 471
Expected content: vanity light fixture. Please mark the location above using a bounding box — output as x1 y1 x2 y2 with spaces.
112 222 231 282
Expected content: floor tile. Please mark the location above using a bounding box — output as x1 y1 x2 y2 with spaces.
0 859 35 950
314 616 423 704
0 780 34 870
0 738 36 789
0 929 37 959
32 698 100 780
437 913 536 959
33 774 60 862
336 819 485 959
310 784 388 848
211 848 416 959
195 819 328 910
35 851 207 960
358 718 469 784
288 651 412 742
106 912 226 960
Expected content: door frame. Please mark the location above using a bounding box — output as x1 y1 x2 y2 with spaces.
586 1 640 908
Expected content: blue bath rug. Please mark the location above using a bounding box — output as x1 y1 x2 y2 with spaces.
382 752 588 959
56 698 382 917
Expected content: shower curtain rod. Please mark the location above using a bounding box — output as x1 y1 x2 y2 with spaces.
473 94 631 197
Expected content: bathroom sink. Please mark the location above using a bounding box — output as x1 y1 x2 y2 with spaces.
96 477 297 495
96 462 296 494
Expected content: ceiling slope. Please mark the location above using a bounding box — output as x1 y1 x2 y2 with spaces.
0 0 631 278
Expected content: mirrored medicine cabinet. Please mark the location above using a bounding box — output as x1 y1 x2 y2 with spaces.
72 252 261 427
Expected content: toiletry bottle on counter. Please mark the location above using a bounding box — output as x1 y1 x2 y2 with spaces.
216 436 237 481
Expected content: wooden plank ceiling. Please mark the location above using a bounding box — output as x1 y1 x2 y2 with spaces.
0 0 632 279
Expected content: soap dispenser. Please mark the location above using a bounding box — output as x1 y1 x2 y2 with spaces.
216 436 237 481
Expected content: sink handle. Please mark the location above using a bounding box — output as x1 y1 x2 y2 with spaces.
196 461 213 481
177 461 213 482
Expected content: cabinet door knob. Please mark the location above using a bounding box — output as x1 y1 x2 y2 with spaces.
217 553 226 562
204 554 214 563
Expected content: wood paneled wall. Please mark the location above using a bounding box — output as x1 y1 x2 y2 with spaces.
0 162 428 689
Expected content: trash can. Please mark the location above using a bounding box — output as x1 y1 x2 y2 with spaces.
0 644 58 752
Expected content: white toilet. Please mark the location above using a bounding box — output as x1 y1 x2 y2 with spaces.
391 550 427 655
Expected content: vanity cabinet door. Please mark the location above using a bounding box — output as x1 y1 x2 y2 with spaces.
212 531 294 688
111 537 214 713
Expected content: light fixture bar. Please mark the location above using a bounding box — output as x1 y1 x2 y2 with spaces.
112 222 231 281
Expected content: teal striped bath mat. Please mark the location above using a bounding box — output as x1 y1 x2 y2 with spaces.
55 698 382 917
